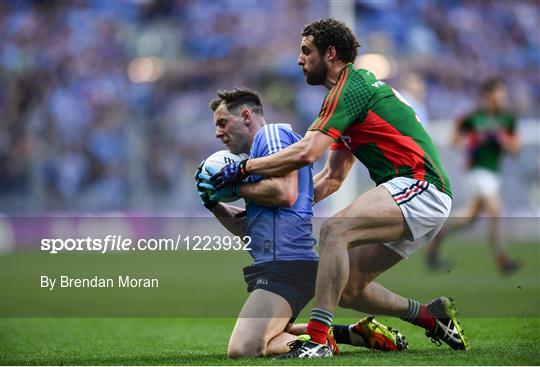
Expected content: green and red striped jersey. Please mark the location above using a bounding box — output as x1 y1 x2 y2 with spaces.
457 110 516 172
308 64 452 197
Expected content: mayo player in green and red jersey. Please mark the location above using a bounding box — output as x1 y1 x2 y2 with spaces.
211 19 468 357
426 78 521 274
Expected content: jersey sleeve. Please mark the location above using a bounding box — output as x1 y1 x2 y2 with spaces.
330 141 346 151
308 68 371 140
246 124 299 183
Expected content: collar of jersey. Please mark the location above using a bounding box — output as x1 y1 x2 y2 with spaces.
338 62 354 77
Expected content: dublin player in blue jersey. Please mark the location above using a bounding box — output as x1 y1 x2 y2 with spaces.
195 88 406 358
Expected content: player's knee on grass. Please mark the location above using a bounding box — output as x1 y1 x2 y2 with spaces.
227 338 266 359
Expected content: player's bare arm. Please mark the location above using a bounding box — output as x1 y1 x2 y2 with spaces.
498 131 521 155
206 166 299 235
209 204 247 237
245 131 334 177
241 171 298 207
314 149 355 203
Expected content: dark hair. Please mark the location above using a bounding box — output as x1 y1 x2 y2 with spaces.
209 88 263 115
480 77 505 95
301 18 360 63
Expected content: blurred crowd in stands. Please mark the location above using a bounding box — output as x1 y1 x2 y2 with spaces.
1 0 538 212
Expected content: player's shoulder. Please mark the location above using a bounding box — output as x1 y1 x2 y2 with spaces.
253 123 300 152
350 67 380 84
255 123 299 139
275 123 302 140
351 66 370 77
344 66 384 95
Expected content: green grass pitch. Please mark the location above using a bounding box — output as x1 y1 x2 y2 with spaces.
1 241 539 365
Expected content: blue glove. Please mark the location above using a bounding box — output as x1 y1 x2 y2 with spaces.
194 160 218 210
210 159 248 190
199 166 240 202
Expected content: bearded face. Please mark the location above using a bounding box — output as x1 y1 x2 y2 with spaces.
298 36 329 86
305 57 328 86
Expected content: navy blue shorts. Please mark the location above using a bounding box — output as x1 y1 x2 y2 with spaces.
243 260 318 320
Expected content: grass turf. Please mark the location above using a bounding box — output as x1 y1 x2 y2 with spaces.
2 318 539 365
1 241 539 365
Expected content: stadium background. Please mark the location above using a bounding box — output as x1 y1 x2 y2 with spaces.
1 0 539 216
1 0 539 365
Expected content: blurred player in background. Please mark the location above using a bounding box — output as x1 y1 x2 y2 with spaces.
210 19 469 358
426 78 521 274
195 88 405 358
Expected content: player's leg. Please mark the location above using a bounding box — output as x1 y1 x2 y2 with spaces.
315 185 406 311
281 179 466 358
327 244 420 350
335 240 467 350
233 260 320 357
338 244 406 316
426 196 483 269
483 193 520 274
284 245 408 351
285 185 406 356
285 323 307 335
328 244 408 351
228 289 295 358
484 193 502 255
325 178 466 351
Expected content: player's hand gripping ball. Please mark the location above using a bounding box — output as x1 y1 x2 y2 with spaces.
196 150 248 203
195 160 218 209
210 158 249 191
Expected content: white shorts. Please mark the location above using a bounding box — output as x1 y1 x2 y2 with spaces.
467 168 500 198
381 177 452 258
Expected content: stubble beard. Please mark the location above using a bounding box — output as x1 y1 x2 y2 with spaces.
306 60 328 86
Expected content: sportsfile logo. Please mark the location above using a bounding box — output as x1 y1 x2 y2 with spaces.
40 235 252 253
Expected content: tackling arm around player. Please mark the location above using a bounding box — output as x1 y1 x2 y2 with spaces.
196 88 405 358
211 19 469 358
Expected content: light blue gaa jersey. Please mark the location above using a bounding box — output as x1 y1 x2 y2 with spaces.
244 123 318 264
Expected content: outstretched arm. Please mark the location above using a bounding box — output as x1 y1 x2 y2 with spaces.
314 148 356 203
245 131 334 177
